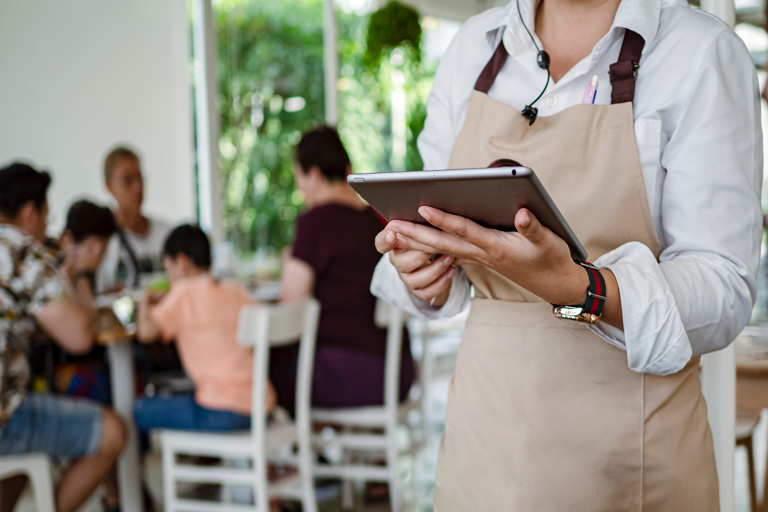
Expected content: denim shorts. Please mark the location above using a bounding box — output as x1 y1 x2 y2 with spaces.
0 394 103 459
134 393 250 434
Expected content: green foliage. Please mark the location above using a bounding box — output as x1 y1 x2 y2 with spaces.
215 0 324 252
406 99 426 171
214 0 433 254
364 1 422 68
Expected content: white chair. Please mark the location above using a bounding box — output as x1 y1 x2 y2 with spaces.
160 298 320 512
414 311 466 439
312 299 424 512
0 453 55 512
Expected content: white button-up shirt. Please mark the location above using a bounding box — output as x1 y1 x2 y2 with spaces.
371 0 763 375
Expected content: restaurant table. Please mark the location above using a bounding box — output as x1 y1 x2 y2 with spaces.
94 308 144 512
248 279 281 303
735 327 768 512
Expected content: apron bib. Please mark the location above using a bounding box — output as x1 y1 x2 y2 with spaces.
434 32 718 511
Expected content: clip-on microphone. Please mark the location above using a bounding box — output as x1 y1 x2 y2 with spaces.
517 0 551 126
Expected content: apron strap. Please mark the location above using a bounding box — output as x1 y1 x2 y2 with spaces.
474 42 509 93
473 29 645 103
609 29 645 104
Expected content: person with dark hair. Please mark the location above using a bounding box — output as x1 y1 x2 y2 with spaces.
96 146 171 292
294 125 351 182
0 163 52 239
58 200 117 286
134 224 276 433
0 162 126 512
273 125 415 414
162 224 212 269
63 200 118 243
31 200 117 403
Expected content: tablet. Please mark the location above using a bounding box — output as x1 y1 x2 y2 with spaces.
348 166 588 262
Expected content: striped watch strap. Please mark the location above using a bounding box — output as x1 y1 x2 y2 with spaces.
580 262 606 317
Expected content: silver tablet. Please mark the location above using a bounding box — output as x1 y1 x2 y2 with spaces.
348 166 588 262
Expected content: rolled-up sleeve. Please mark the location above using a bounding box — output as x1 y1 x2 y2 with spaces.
589 29 763 375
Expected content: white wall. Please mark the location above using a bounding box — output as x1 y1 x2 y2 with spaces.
394 0 504 21
0 0 195 233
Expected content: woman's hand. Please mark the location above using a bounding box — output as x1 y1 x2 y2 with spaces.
386 206 588 306
375 228 456 307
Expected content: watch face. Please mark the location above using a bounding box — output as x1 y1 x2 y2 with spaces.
557 305 584 317
552 305 601 324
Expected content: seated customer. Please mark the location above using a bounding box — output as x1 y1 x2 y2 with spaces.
274 126 415 414
0 163 125 512
97 146 171 292
29 200 117 401
135 224 276 433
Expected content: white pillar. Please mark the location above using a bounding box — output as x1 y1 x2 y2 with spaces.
700 0 736 26
191 0 224 243
390 50 407 171
323 0 339 125
699 5 736 512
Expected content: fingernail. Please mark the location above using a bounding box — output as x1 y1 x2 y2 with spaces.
446 267 456 278
386 231 395 244
429 296 436 306
419 207 431 221
442 256 455 266
520 214 530 228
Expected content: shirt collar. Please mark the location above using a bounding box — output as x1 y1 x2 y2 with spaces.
0 223 29 243
486 0 662 58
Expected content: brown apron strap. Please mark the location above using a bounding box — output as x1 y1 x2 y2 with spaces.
472 29 645 103
609 29 644 104
474 42 509 93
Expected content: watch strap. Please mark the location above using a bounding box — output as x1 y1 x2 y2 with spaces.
551 262 607 323
581 262 606 317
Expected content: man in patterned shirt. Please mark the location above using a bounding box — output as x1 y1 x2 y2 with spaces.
0 163 126 512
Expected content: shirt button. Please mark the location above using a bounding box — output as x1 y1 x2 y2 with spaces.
545 94 557 107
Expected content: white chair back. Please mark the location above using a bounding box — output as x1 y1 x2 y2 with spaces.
0 454 54 512
237 298 320 446
238 298 321 443
374 299 407 422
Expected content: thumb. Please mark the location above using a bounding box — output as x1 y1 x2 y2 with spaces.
375 229 399 254
515 208 543 243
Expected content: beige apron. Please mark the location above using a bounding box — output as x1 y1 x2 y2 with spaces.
434 32 719 511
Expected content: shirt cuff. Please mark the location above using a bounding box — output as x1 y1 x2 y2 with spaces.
370 254 470 319
587 242 692 376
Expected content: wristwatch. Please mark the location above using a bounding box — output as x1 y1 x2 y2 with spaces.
552 262 606 324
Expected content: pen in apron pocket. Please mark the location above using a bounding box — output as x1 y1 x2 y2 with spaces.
582 75 599 104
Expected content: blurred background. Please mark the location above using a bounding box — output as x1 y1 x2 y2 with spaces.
2 0 768 263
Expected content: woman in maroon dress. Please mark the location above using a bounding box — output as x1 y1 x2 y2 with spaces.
272 126 414 414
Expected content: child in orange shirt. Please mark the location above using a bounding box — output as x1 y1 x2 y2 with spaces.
134 224 275 432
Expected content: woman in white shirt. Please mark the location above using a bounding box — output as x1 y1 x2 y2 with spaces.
371 0 762 509
96 147 171 292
